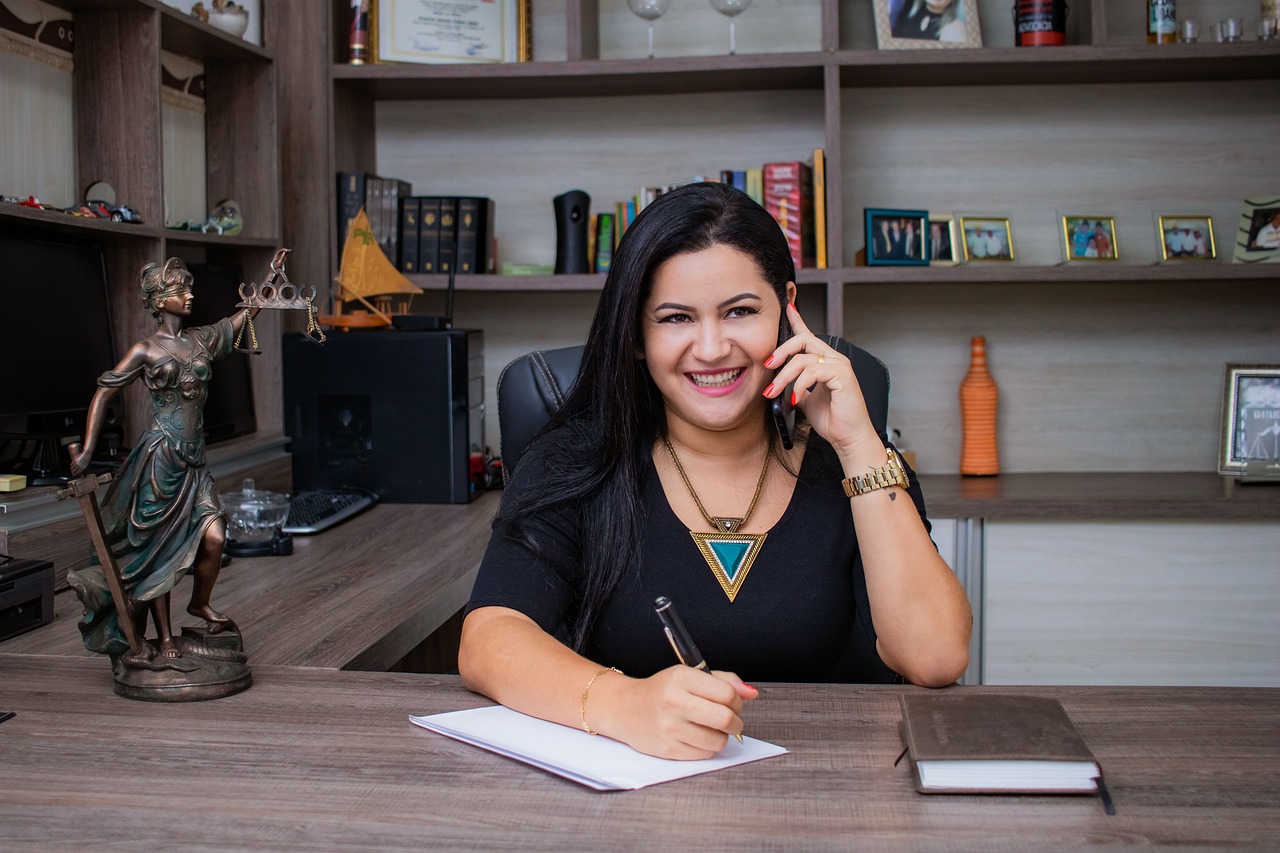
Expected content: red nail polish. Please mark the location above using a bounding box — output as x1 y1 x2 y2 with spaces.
763 355 774 368
790 391 797 407
762 383 775 397
743 682 756 691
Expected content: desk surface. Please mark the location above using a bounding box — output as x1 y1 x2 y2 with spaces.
0 494 499 670
1 655 1276 850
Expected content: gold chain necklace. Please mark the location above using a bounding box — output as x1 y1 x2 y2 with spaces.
662 436 770 603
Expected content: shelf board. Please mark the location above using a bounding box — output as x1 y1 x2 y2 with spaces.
917 472 1280 520
836 42 1280 88
40 0 271 61
406 267 835 292
333 42 1278 100
163 231 283 249
840 262 1280 285
333 52 828 100
0 203 164 239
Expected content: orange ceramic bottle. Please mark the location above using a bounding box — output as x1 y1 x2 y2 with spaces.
960 336 1000 476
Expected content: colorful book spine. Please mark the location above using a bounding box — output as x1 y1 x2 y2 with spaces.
763 160 816 269
812 149 827 270
399 196 420 273
594 213 615 273
745 168 763 206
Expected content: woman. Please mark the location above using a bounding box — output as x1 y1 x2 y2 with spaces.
68 258 258 663
459 183 970 760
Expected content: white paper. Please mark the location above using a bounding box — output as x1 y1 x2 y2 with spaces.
410 705 787 791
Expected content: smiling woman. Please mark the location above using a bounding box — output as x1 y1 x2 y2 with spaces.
457 182 972 761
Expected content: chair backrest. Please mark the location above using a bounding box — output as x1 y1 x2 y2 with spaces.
496 337 891 477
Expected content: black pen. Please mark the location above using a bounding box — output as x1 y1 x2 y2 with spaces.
654 595 743 743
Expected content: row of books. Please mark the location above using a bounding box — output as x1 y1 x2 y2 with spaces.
336 172 496 275
588 152 828 275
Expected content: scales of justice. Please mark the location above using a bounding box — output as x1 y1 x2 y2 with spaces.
56 248 322 701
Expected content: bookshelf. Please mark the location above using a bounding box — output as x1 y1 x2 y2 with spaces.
275 0 1279 479
1 0 284 445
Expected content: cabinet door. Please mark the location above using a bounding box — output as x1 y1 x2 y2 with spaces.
983 520 1280 687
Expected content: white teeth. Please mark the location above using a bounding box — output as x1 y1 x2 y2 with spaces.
690 369 743 388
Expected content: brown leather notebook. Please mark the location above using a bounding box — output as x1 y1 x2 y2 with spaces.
898 694 1107 800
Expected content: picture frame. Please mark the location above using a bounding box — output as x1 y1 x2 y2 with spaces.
928 215 960 266
1232 197 1280 264
865 208 931 267
958 217 1013 261
1157 215 1216 261
872 0 983 50
1219 364 1280 477
1060 215 1118 261
375 0 521 65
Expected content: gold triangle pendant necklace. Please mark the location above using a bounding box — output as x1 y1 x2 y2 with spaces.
662 436 770 603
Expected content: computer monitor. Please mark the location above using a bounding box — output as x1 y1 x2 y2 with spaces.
0 227 118 482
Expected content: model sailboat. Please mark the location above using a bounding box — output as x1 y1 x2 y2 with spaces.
321 209 422 329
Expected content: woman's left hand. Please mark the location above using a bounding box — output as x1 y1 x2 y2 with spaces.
762 303 880 459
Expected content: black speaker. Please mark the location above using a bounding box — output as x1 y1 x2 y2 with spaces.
553 189 591 274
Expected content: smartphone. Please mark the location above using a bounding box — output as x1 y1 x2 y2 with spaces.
770 307 796 449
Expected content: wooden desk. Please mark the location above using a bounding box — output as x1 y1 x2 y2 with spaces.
1 655 1276 849
0 494 499 670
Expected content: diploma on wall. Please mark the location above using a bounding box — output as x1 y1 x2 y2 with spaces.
376 0 521 64
410 705 788 791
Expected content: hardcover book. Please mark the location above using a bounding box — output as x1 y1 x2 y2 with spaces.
418 197 442 273
399 197 420 273
898 694 1106 799
594 212 615 273
438 198 459 275
455 196 495 274
812 149 827 269
763 161 816 269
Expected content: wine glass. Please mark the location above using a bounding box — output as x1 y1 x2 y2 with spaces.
709 0 754 55
627 0 672 59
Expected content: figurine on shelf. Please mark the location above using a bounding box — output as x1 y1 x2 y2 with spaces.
62 254 311 701
199 199 243 236
191 0 250 39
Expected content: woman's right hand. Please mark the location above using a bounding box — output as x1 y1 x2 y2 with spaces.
601 666 758 760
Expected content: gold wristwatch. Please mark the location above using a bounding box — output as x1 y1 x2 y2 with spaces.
842 446 909 497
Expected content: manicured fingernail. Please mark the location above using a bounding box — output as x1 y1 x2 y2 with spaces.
790 391 798 406
762 383 775 397
763 355 775 368
743 682 756 691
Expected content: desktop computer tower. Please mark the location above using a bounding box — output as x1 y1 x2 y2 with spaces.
282 329 484 504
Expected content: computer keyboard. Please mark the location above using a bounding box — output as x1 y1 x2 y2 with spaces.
282 490 377 535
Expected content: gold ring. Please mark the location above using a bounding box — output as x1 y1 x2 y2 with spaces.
817 354 826 364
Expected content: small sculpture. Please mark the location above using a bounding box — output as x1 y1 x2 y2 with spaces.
60 252 315 700
199 199 243 236
191 1 250 39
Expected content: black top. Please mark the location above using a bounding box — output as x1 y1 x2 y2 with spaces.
468 430 933 683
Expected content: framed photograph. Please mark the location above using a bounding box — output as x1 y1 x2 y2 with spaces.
873 0 983 50
865 208 930 266
1061 216 1118 261
375 0 520 64
928 215 960 266
958 217 1013 261
1219 364 1280 476
1232 197 1280 264
1158 216 1216 261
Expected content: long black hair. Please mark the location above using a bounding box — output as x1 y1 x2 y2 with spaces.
498 182 796 652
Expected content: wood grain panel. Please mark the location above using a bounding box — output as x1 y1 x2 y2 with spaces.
983 520 1280 686
1 658 1277 848
0 495 500 670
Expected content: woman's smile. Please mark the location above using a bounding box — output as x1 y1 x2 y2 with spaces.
687 367 747 394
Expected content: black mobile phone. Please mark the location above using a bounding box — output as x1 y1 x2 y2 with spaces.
770 308 796 449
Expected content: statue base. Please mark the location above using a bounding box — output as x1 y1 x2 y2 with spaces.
109 627 251 702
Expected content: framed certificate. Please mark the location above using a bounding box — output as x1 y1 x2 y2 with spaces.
375 0 522 64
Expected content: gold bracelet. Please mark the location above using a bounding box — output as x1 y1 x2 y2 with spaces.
580 666 621 735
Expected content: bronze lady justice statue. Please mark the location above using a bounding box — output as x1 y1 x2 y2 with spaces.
66 257 266 698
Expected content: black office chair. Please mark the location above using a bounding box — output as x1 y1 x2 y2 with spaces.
497 337 892 479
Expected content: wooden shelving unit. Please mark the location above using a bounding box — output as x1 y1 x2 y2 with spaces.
264 0 1280 487
3 0 284 442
